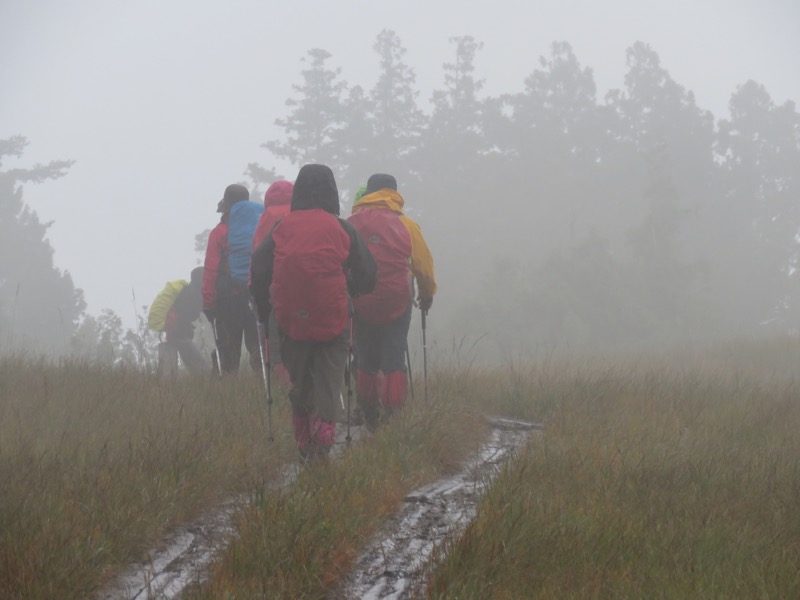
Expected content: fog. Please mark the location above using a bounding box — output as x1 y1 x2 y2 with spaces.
2 0 799 359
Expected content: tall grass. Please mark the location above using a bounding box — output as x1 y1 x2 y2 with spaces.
188 379 486 599
5 336 800 598
426 348 800 598
0 356 295 600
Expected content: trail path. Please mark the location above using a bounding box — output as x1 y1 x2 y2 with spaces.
332 418 541 600
93 428 356 600
94 418 540 599
93 498 242 600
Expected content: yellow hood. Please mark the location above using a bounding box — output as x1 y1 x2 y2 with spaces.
352 188 405 214
348 188 436 299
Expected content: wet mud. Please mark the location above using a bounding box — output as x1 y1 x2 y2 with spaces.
94 418 540 599
332 418 541 600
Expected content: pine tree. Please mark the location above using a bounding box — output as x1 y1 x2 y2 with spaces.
412 36 488 301
497 41 610 257
265 48 348 170
715 81 800 329
336 30 425 198
0 136 85 355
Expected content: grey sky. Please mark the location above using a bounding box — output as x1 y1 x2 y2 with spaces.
1 0 798 326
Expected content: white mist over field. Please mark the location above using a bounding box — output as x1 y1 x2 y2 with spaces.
1 0 799 357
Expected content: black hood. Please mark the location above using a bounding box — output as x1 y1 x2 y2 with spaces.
291 164 340 215
190 266 204 286
365 173 397 195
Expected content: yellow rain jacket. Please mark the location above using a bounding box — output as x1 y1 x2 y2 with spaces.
352 188 437 301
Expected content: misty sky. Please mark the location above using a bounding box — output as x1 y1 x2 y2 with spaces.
2 0 798 327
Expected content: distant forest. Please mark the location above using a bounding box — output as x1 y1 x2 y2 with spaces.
2 31 799 361
247 32 800 357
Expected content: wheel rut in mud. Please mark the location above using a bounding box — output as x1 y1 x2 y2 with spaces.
332 417 541 600
94 499 240 600
94 418 540 599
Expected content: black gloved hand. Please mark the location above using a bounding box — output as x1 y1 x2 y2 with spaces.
418 296 433 312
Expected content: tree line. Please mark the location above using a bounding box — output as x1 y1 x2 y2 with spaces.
248 32 800 356
0 136 158 363
3 31 799 362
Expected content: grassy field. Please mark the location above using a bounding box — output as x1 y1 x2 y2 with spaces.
428 345 800 598
2 337 800 598
0 357 295 599
0 355 491 599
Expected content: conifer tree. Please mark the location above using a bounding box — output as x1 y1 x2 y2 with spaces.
265 48 348 170
336 30 425 197
0 137 85 355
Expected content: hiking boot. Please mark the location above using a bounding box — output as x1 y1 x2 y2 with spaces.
362 402 380 432
381 406 400 424
310 418 336 447
350 404 364 426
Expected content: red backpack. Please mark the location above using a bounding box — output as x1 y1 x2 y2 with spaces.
347 208 412 324
270 209 351 341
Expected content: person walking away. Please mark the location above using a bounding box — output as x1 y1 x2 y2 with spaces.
252 180 294 249
251 164 376 461
347 173 436 428
161 266 208 374
202 183 263 374
251 180 294 387
149 267 208 376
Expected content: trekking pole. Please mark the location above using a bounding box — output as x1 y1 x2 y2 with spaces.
256 320 274 442
421 309 429 405
210 318 222 377
344 306 354 445
406 344 415 401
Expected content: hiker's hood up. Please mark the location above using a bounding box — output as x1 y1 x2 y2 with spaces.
352 188 405 214
291 164 340 215
264 180 293 208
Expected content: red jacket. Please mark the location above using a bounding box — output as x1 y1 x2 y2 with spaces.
252 180 294 252
202 221 229 311
347 206 412 323
250 165 377 341
252 205 290 252
270 210 352 341
349 188 436 322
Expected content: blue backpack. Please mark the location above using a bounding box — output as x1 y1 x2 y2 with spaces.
227 200 264 284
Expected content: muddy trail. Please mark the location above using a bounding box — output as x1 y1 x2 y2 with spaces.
95 418 540 599
332 418 540 600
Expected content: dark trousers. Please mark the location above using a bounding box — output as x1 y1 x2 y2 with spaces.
354 304 412 375
267 311 283 366
280 332 348 424
215 293 260 374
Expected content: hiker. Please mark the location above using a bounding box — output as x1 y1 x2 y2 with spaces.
251 180 294 387
159 266 208 375
202 183 263 374
347 173 436 427
250 164 377 460
148 267 208 376
252 180 294 250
